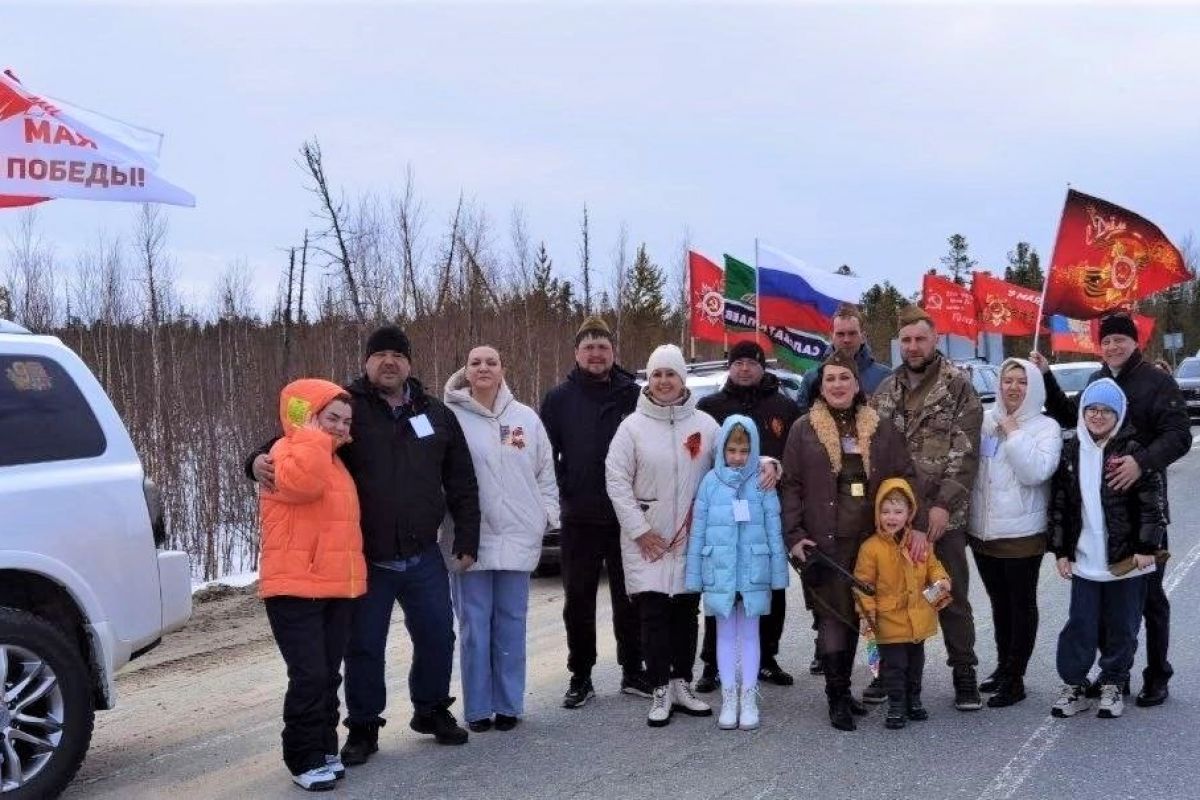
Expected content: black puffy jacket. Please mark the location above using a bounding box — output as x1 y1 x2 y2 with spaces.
539 365 640 526
1048 427 1167 564
247 376 480 562
696 372 800 460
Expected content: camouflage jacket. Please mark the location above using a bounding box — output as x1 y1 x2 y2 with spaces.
870 352 983 532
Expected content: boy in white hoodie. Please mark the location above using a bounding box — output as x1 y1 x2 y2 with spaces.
1048 378 1167 720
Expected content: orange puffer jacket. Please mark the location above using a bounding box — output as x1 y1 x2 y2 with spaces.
259 378 367 599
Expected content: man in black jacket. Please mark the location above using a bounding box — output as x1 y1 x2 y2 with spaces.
248 326 480 763
694 341 801 692
1033 312 1191 707
540 316 649 708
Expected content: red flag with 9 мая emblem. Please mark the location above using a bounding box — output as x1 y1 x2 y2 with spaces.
971 271 1042 335
921 272 978 339
1044 190 1191 319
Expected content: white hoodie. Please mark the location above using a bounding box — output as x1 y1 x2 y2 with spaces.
969 358 1062 542
439 369 560 573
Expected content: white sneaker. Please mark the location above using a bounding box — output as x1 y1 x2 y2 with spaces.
647 685 672 727
738 685 760 730
291 765 338 791
1051 684 1092 718
325 754 345 779
1097 684 1124 718
718 685 739 730
670 678 713 717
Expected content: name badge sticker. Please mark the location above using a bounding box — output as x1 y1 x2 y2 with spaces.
981 435 1000 459
410 414 435 438
733 499 751 522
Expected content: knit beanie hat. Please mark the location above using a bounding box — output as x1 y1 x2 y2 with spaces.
1098 313 1138 343
1080 378 1126 418
575 315 613 344
645 344 688 379
728 340 767 367
365 325 411 361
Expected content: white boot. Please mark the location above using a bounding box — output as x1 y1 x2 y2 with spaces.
739 684 760 730
670 678 713 716
647 685 671 727
718 685 739 730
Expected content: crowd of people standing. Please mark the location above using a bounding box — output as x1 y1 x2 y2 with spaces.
248 303 1189 791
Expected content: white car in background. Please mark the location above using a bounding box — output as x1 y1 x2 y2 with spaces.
636 358 806 404
1049 360 1103 401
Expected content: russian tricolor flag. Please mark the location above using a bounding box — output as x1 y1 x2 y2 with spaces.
756 242 864 333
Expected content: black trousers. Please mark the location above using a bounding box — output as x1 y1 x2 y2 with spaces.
560 520 643 677
265 596 354 775
700 589 786 670
879 642 925 704
972 550 1041 678
634 592 701 687
1142 558 1173 686
935 530 978 669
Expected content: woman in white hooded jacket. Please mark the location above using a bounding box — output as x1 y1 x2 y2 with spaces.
968 357 1062 707
441 346 560 732
605 344 721 727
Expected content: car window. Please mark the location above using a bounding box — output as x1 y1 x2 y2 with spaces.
970 366 997 395
0 355 107 467
1176 359 1200 379
1053 367 1094 393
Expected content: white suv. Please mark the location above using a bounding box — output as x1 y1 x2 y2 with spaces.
0 319 192 799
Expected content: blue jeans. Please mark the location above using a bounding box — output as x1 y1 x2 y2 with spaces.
450 570 531 722
344 546 455 722
1057 574 1149 687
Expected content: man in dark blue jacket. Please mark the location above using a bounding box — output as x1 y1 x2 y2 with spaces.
1034 313 1191 708
540 316 649 708
797 304 891 415
249 326 480 764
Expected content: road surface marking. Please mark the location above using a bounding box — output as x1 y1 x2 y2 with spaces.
975 534 1200 800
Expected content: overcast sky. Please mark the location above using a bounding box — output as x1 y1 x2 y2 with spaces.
5 1 1200 314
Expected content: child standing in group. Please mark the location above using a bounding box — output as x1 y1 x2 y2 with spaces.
853 478 951 730
259 379 368 791
685 415 789 731
1049 378 1165 720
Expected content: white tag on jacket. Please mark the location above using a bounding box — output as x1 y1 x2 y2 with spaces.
981 434 1000 459
410 414 434 438
733 499 751 522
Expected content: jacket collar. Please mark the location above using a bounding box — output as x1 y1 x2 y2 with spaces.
636 385 698 421
720 370 781 400
443 367 515 418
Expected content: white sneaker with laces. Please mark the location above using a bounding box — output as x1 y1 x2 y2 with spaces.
1051 684 1091 718
718 685 739 730
670 678 713 716
647 685 672 727
738 685 761 730
292 765 338 791
1097 684 1124 718
325 754 345 779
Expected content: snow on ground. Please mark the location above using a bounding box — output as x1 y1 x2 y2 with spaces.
191 570 259 595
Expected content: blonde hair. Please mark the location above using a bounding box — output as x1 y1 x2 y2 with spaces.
880 488 911 510
725 424 751 448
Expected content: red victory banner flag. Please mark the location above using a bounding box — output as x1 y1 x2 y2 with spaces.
921 272 978 339
971 271 1042 335
1043 189 1191 318
688 250 725 344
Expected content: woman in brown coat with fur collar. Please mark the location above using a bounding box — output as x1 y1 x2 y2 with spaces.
780 351 925 731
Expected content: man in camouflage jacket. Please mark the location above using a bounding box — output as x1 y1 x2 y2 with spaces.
871 305 984 711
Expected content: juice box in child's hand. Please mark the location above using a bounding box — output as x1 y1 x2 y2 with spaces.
922 583 952 611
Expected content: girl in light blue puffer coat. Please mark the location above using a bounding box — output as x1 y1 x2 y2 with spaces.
685 415 789 730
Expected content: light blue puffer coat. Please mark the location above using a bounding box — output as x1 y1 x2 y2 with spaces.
684 415 789 618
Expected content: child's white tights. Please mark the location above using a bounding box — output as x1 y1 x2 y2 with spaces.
716 603 760 689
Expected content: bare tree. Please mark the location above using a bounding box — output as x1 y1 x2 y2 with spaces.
5 210 59 331
300 138 365 323
436 191 464 313
610 222 629 351
579 203 592 313
392 164 428 319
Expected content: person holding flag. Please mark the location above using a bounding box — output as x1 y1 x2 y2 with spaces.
1031 313 1190 708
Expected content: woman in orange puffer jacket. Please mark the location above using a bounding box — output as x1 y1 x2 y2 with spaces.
259 378 367 791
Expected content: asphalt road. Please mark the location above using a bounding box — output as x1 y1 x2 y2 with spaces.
65 430 1200 800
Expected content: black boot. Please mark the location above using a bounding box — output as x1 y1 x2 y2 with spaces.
979 669 1005 694
340 719 384 766
988 676 1026 708
410 699 469 745
885 697 907 729
824 653 856 732
953 666 983 711
695 664 719 693
906 686 928 721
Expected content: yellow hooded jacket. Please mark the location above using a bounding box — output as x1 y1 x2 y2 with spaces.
853 478 949 645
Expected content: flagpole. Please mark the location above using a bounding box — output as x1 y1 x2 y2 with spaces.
1033 185 1072 355
754 237 761 346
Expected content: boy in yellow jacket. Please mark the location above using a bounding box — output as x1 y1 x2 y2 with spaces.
854 478 951 729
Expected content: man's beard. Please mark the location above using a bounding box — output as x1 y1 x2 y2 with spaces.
905 352 936 373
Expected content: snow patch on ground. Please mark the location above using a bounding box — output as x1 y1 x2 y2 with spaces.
192 570 259 594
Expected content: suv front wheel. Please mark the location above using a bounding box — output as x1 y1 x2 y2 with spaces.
0 608 94 799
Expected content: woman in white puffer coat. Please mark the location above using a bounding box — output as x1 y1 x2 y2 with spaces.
440 346 560 733
968 357 1062 708
606 344 721 728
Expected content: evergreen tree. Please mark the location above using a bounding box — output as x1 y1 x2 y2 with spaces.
940 234 976 285
619 244 668 360
1004 242 1043 290
860 281 907 364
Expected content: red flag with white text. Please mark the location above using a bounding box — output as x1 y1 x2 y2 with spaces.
971 272 1042 335
921 272 978 339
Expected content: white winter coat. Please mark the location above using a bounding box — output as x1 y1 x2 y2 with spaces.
968 358 1063 542
605 388 720 596
439 369 560 572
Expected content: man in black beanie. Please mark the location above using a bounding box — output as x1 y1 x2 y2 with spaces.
693 340 801 691
247 324 481 760
1035 312 1190 707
